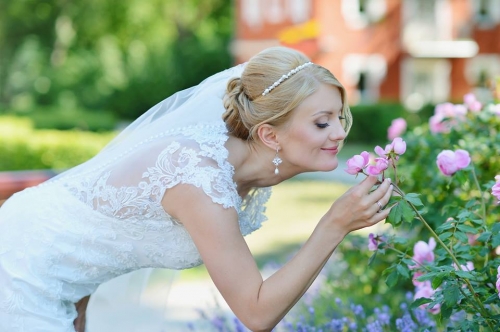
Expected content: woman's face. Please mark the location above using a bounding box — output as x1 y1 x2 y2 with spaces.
276 83 347 173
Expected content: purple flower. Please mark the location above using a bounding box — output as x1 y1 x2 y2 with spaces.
368 233 385 251
496 265 500 299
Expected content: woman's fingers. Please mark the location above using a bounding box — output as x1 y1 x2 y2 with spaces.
368 178 392 206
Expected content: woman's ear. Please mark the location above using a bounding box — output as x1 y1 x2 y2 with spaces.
256 124 279 150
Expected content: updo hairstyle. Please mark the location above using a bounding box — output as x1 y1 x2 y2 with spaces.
222 46 352 141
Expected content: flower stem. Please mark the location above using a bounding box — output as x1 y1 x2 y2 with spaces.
470 167 489 268
471 166 487 222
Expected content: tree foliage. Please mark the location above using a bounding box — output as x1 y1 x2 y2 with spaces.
0 0 233 120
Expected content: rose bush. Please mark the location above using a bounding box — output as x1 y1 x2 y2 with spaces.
344 94 500 330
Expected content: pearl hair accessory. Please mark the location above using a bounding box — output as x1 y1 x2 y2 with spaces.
262 62 313 96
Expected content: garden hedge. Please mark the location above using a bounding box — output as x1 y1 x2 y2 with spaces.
0 116 114 171
348 102 434 145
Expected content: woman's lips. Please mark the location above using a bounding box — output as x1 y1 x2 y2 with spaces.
321 147 338 154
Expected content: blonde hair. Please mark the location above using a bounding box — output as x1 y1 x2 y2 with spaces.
222 46 352 141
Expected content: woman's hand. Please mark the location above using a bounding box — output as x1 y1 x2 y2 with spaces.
73 295 90 332
323 176 393 236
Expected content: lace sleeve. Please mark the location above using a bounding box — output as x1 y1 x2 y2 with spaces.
148 136 242 211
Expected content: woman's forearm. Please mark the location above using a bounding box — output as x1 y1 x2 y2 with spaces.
245 220 346 331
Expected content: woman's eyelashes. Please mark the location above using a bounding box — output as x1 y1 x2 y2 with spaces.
316 123 330 129
316 115 344 128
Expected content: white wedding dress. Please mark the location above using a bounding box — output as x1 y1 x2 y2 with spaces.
0 64 271 331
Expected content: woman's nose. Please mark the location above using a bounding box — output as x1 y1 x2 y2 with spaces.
329 121 347 141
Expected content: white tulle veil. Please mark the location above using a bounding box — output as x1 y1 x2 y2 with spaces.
58 63 247 330
48 63 246 184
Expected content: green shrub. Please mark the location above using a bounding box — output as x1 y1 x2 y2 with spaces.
348 103 434 145
0 116 115 171
4 107 118 132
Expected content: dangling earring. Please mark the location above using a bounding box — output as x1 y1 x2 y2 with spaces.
272 147 282 175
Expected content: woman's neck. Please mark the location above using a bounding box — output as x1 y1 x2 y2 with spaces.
225 135 290 197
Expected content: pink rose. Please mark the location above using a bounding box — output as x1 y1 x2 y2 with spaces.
464 93 482 112
436 149 471 176
492 175 500 204
453 261 474 271
345 151 370 175
388 118 407 140
366 158 389 176
429 114 449 134
412 270 425 287
374 145 390 158
414 281 441 314
392 137 406 155
374 137 406 159
412 238 436 266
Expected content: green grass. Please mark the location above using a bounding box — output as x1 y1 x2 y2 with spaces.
179 179 350 281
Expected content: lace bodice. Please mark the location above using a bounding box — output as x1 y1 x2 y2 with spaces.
57 123 271 235
0 123 271 331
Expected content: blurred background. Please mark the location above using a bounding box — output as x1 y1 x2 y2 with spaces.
1 0 499 330
0 0 499 174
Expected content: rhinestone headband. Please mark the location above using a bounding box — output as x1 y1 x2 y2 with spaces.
262 62 313 96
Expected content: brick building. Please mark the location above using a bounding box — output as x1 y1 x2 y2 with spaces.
232 0 500 109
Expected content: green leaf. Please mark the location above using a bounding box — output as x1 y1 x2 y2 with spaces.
431 275 444 289
476 232 491 242
485 293 499 304
401 201 416 223
385 270 399 288
396 264 410 279
410 297 431 309
438 232 453 241
492 233 500 247
444 284 460 307
469 218 484 225
368 251 377 266
455 270 474 279
405 193 423 207
454 231 469 243
456 224 478 234
436 222 454 232
438 303 453 322
457 210 472 220
387 202 403 226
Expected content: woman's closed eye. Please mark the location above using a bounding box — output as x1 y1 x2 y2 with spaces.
316 123 330 129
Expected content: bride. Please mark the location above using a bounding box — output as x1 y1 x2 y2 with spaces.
0 46 393 332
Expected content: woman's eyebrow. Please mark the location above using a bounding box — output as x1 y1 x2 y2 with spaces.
311 110 333 117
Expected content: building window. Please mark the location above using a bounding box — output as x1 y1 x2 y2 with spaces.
241 0 312 30
401 58 451 112
465 54 500 102
341 0 386 30
342 54 387 104
471 0 500 29
402 0 452 45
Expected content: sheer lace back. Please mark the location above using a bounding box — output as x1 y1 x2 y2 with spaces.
52 123 270 236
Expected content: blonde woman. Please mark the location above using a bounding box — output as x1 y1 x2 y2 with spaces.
0 46 392 332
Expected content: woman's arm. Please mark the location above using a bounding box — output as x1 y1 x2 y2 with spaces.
163 176 392 332
73 295 90 332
